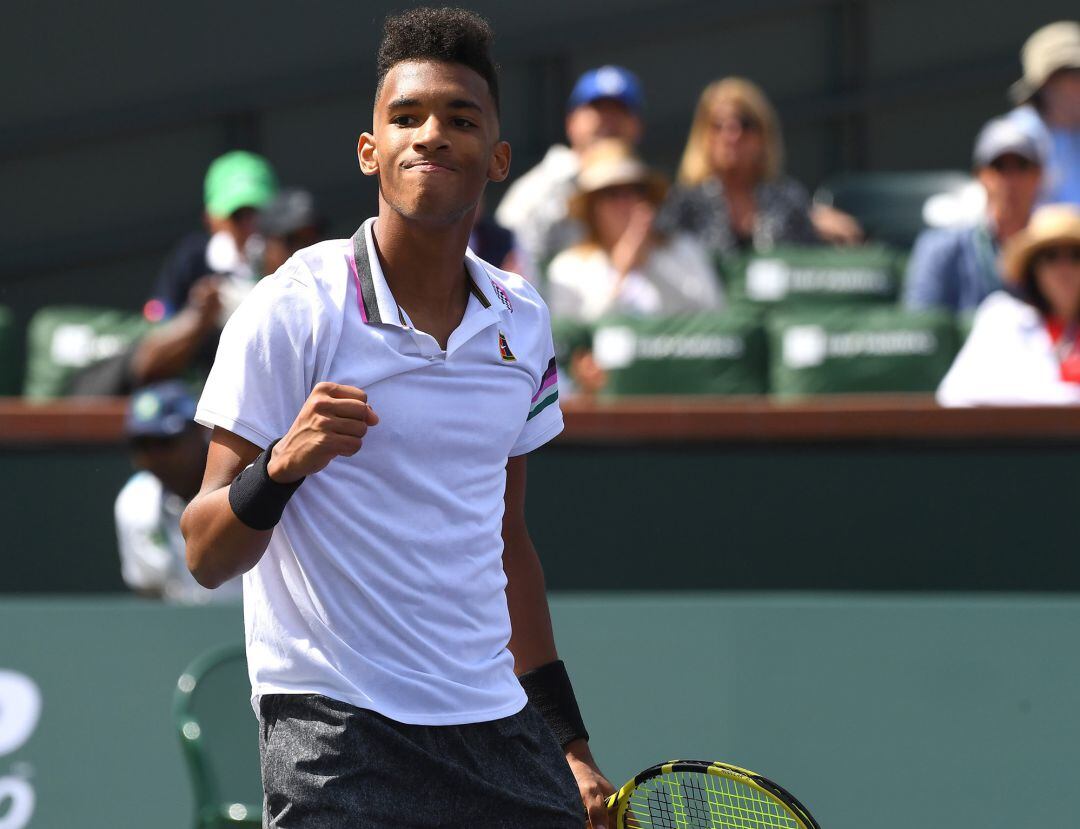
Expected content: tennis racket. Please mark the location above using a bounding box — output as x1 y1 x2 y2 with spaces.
605 759 820 829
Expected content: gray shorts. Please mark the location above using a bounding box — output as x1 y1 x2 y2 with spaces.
258 693 586 828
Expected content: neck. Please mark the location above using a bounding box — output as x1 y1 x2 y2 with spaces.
988 208 1027 243
717 168 756 193
373 199 474 310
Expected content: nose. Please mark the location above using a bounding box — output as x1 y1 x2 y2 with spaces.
412 115 450 152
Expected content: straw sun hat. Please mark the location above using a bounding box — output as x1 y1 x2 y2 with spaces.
1010 21 1080 104
568 139 668 221
1001 204 1080 284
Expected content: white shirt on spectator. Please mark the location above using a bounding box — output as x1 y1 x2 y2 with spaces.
937 290 1080 406
495 144 582 272
115 471 243 604
195 218 563 725
546 233 725 323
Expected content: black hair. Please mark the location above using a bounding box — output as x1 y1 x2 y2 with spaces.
376 7 500 113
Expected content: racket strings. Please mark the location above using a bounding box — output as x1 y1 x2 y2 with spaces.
624 770 801 829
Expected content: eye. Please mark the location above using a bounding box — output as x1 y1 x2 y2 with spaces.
452 117 477 128
391 115 417 127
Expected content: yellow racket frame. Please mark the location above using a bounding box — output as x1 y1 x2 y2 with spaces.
604 759 820 829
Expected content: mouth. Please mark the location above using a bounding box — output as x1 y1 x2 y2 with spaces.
402 160 456 173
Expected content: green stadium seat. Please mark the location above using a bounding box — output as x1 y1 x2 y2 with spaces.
0 306 19 395
723 245 902 307
23 306 151 399
815 170 973 248
173 644 262 829
591 309 768 395
767 306 958 397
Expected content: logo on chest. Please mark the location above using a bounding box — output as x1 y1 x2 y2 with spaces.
498 330 517 362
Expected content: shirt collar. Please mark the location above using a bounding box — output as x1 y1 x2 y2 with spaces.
351 218 510 326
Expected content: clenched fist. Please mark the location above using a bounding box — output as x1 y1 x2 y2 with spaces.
267 382 379 483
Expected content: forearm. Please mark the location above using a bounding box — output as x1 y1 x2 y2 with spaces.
181 485 273 588
503 525 559 674
130 310 213 384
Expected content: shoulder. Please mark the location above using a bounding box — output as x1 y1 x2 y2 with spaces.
243 239 351 318
500 145 577 199
547 245 604 279
470 252 555 324
973 289 1037 324
912 225 975 254
115 472 163 526
164 231 211 267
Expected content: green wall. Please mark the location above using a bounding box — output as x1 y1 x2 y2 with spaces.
1 595 1077 828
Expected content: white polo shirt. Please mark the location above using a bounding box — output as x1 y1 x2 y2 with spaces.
195 218 563 725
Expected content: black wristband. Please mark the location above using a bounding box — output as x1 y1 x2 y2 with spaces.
228 439 304 530
518 659 589 748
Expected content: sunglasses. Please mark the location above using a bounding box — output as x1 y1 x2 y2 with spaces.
1035 245 1080 265
710 115 761 134
988 156 1038 173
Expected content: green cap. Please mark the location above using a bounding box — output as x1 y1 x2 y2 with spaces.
203 151 278 219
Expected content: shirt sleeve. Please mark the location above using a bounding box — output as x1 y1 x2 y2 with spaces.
509 306 564 457
195 260 319 449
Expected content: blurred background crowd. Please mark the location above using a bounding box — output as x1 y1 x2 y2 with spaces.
3 13 1080 602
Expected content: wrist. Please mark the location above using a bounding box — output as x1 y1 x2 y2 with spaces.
229 439 305 530
519 659 589 748
266 441 301 484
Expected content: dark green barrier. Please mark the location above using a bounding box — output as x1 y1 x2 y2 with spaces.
0 306 19 396
767 307 958 396
591 310 768 395
24 306 151 399
2 595 1078 829
7 438 1080 593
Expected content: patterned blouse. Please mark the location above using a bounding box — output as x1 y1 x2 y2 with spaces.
657 175 821 257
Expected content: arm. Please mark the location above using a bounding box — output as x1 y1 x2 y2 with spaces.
903 231 953 311
130 277 223 384
182 383 378 588
502 455 614 828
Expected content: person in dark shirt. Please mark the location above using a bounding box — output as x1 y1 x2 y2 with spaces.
130 151 278 387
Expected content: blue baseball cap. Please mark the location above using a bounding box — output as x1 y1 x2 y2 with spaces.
567 66 644 113
125 381 198 439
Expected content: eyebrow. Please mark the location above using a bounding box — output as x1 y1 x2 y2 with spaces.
386 96 484 113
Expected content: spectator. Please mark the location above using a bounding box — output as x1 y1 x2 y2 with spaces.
130 151 278 386
1008 21 1080 206
114 382 242 602
470 199 522 274
937 204 1080 406
495 65 644 275
546 139 724 323
904 115 1046 313
658 77 861 258
257 187 328 275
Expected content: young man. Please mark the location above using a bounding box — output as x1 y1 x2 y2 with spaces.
181 8 612 828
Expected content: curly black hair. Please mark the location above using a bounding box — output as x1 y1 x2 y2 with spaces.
376 7 500 113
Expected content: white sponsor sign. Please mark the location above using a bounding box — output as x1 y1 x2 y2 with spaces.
0 671 41 829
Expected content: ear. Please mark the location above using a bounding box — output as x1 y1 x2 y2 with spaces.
488 140 511 184
357 133 379 177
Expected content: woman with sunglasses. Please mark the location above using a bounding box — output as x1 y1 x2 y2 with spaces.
658 77 860 259
938 204 1080 406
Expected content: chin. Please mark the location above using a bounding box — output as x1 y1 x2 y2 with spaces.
390 195 476 227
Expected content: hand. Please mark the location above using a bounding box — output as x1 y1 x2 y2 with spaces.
186 275 224 329
267 382 380 483
609 203 656 279
810 203 864 246
565 739 615 829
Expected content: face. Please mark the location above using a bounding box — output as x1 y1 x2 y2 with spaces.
1033 244 1080 320
977 154 1042 228
565 99 643 154
1039 68 1080 129
131 429 208 501
358 60 510 227
706 100 765 178
208 207 259 249
590 184 648 248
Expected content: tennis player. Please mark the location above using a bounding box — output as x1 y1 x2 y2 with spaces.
181 7 613 827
